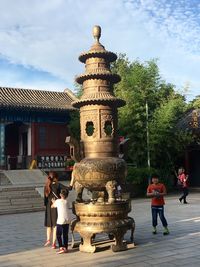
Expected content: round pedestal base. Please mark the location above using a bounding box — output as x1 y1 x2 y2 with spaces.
72 201 135 253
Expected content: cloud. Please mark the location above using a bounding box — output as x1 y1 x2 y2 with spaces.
0 0 199 100
0 58 67 91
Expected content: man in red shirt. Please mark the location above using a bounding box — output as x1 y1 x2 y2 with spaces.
147 174 169 235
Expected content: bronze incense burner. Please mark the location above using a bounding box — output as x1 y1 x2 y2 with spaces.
67 25 135 253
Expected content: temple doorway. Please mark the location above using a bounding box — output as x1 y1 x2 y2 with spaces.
189 148 200 186
5 123 19 169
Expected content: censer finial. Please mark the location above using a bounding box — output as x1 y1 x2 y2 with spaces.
93 25 101 43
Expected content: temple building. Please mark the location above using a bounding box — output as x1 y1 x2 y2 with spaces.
0 87 77 170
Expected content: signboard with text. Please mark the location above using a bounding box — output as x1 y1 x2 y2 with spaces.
37 155 67 169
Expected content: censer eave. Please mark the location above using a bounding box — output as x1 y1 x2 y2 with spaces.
71 97 126 108
75 72 121 84
78 51 117 63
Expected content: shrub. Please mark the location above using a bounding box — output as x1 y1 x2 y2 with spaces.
126 166 174 196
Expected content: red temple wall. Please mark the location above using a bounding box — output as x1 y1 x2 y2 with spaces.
31 122 70 159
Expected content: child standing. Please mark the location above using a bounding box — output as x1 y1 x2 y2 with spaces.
52 189 71 254
147 174 169 235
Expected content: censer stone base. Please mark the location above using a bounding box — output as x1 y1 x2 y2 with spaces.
72 201 135 253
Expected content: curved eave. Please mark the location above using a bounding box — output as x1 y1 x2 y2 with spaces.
75 73 121 84
0 103 76 113
0 87 76 112
72 98 126 108
79 51 117 63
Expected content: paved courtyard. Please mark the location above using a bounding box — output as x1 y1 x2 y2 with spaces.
1 192 200 267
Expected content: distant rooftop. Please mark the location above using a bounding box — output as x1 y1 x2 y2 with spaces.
0 87 78 112
177 108 200 132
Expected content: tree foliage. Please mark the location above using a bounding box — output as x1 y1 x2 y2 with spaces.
68 82 81 140
68 110 80 140
149 95 193 171
112 54 192 171
191 96 200 108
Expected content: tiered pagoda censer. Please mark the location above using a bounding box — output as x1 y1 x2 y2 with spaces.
68 25 135 253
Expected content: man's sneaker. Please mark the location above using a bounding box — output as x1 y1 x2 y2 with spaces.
152 227 157 234
57 247 67 254
163 227 169 235
44 240 50 247
51 243 57 249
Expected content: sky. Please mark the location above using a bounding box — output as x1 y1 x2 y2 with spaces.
0 0 200 101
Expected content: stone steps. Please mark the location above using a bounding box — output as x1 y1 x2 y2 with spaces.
0 194 43 199
1 169 46 185
0 171 12 186
0 203 43 209
0 199 43 205
1 186 36 191
0 198 43 205
0 185 44 215
0 206 44 215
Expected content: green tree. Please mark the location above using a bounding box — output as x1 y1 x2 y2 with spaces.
68 82 81 140
149 94 193 171
68 110 80 140
112 54 177 167
191 96 200 108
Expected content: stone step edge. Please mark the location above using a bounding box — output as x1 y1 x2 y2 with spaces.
0 201 43 206
0 186 43 191
0 204 44 209
0 193 42 198
0 207 45 215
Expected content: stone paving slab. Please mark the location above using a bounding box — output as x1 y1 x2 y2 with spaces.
0 192 200 266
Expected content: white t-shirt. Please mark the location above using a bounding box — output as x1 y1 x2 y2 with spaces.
117 185 122 191
54 199 70 225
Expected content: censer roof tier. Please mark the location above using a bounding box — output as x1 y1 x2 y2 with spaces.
72 96 125 108
78 25 118 64
75 72 120 84
73 25 125 109
75 25 121 85
78 51 117 64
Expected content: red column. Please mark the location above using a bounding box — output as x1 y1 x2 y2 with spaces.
31 123 36 161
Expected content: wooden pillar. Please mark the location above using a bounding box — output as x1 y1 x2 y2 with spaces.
31 123 36 161
0 123 5 169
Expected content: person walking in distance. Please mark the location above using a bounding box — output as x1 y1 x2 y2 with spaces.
51 189 71 254
178 167 189 204
147 174 169 235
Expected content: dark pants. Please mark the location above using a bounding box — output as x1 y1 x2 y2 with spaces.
56 224 69 249
151 206 168 227
180 187 189 203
